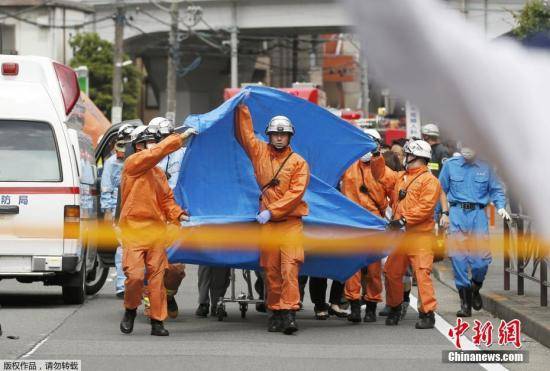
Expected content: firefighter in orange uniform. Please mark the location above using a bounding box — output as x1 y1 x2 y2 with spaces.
235 104 310 335
341 129 391 323
371 139 441 329
118 126 196 336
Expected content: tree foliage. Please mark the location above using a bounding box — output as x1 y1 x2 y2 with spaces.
69 32 141 121
513 0 550 39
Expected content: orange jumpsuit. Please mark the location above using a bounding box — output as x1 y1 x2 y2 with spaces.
341 160 390 303
235 105 310 311
119 135 185 321
371 155 441 314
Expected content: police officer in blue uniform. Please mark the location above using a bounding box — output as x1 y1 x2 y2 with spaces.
439 147 510 317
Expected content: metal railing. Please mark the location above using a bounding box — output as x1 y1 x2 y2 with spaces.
503 214 549 306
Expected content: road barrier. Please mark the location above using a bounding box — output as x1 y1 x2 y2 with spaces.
504 214 549 306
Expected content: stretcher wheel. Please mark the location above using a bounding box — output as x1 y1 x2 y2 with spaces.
240 303 248 319
217 303 227 321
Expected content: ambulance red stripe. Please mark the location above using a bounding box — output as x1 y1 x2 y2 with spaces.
0 187 80 194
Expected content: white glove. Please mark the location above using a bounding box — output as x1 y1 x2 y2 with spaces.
498 208 511 221
256 210 271 225
181 127 198 140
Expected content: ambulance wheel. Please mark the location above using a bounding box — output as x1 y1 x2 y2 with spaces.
62 260 86 305
85 257 109 295
217 303 227 321
240 303 248 318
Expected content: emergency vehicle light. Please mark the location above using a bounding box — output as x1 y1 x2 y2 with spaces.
1 63 19 76
53 62 80 115
64 205 80 239
341 111 361 120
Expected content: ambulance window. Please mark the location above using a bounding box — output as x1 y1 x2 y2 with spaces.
0 120 61 182
77 131 96 186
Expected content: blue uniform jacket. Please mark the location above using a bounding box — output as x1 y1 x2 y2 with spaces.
157 147 186 190
100 154 124 212
439 156 506 234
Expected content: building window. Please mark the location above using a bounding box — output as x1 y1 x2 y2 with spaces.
0 24 16 55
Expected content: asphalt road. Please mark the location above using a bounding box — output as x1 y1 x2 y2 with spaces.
1 264 549 371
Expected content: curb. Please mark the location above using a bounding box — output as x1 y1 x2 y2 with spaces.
433 264 550 349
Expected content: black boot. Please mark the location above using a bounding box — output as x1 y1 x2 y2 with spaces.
471 280 483 311
268 311 283 332
151 319 169 336
282 310 298 335
120 308 137 334
456 287 472 317
348 300 361 323
385 305 402 326
415 311 435 329
363 301 377 322
195 303 209 317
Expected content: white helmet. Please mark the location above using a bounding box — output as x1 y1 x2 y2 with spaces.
117 123 136 142
148 117 174 136
363 128 382 143
129 125 149 143
404 139 432 160
421 123 440 137
265 115 295 135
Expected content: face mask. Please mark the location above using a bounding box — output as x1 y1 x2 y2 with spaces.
461 147 476 162
403 154 416 170
361 152 372 163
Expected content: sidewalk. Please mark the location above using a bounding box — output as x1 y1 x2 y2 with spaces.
433 253 550 349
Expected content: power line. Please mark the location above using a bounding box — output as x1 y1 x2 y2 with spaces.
0 8 112 29
0 2 46 21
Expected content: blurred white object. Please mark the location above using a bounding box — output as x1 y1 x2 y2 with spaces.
347 0 550 236
498 208 511 221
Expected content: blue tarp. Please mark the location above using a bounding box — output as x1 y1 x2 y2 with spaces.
168 86 388 281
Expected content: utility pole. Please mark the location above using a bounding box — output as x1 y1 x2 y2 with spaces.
111 0 124 125
359 51 370 114
166 0 180 123
292 36 298 83
230 2 238 88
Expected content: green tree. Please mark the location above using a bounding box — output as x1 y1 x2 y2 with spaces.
513 0 550 39
69 32 141 121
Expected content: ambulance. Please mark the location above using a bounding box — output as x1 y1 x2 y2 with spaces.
0 55 109 304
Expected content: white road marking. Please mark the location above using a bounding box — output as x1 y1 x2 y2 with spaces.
21 336 50 358
409 294 508 371
18 306 81 359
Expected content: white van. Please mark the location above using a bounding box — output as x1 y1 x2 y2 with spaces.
0 55 108 304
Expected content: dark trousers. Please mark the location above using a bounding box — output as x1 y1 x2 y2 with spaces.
299 276 344 309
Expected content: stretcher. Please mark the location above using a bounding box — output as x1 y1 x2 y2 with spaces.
215 269 265 321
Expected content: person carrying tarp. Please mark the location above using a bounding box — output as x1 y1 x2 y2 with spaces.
118 125 196 336
371 139 441 329
138 117 188 320
235 104 310 335
341 128 392 323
